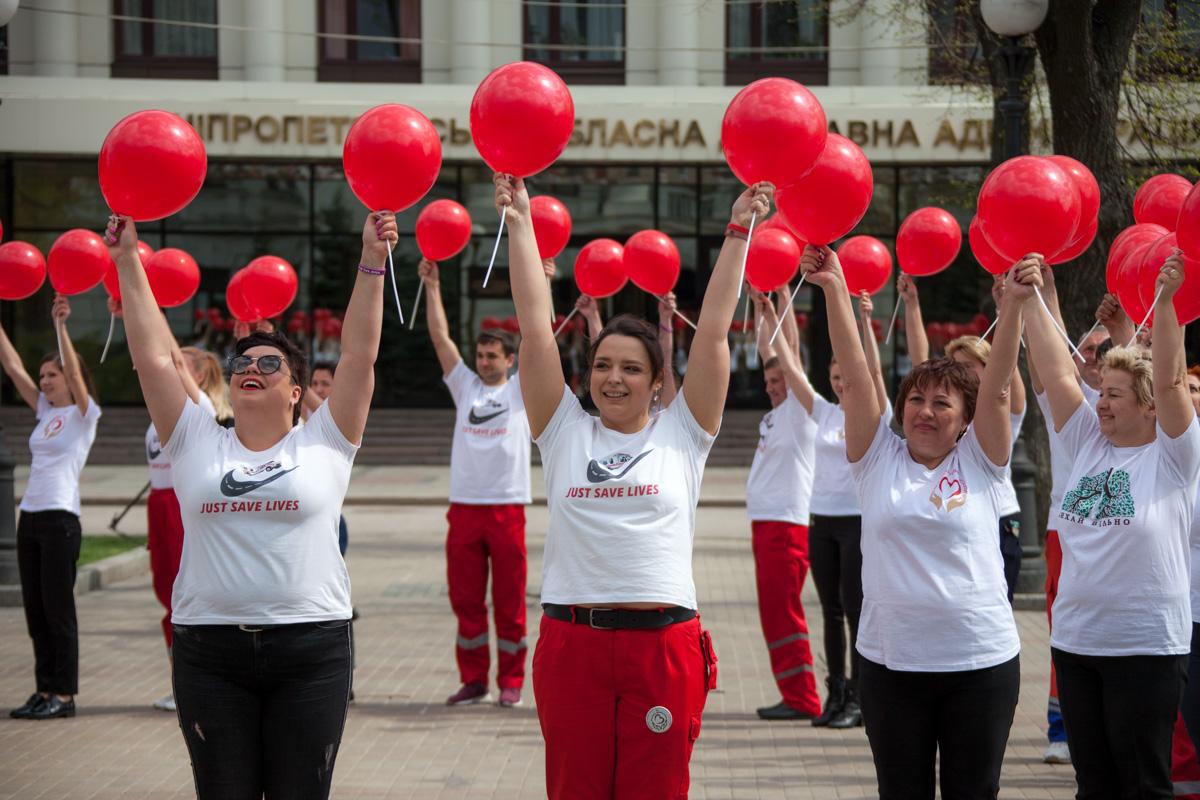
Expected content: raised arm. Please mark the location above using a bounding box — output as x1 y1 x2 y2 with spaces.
803 246 879 461
576 295 603 339
166 333 202 405
107 216 187 442
1151 253 1194 438
419 259 463 378
973 272 1023 467
49 296 91 416
990 275 1026 416
1017 256 1083 432
859 291 889 416
657 292 678 408
754 290 815 413
496 174 564 438
0 322 39 410
898 274 928 366
327 211 392 445
682 182 772 435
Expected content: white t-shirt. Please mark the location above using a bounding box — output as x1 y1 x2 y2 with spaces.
1051 403 1200 656
746 391 817 525
164 400 358 625
444 362 531 505
994 409 1025 517
536 387 716 609
1036 385 1102 530
146 393 216 490
21 394 101 516
852 417 1020 672
1191 429 1200 622
809 393 893 517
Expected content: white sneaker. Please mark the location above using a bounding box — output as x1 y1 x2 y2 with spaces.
1043 740 1071 764
153 694 176 712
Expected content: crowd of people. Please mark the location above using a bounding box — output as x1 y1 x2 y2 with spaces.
1 176 1198 800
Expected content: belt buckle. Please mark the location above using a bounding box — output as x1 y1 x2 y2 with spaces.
238 624 264 633
588 608 615 630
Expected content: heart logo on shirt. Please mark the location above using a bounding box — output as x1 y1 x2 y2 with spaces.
930 473 968 512
937 476 963 498
42 416 65 439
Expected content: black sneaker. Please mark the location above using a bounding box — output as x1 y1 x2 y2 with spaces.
9 694 46 719
29 696 75 720
756 700 817 721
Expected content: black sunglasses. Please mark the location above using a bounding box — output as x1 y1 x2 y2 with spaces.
228 354 288 376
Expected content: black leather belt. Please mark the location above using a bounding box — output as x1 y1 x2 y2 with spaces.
542 604 696 630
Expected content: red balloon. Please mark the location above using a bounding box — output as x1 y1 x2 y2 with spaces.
98 110 207 222
501 316 520 334
721 77 827 187
969 216 1012 276
1047 155 1101 223
343 104 442 212
624 230 681 296
48 229 111 295
1134 174 1192 221
145 248 200 308
1106 223 1170 291
415 199 472 261
1116 243 1152 325
745 228 802 292
1179 182 1200 258
1136 232 1179 312
242 255 298 319
1171 252 1200 326
574 239 627 298
481 316 501 330
227 269 258 323
530 196 573 259
470 62 574 178
102 240 154 301
977 156 1081 263
1048 215 1098 265
0 241 46 300
896 207 962 276
838 236 892 296
1135 178 1193 230
775 134 873 245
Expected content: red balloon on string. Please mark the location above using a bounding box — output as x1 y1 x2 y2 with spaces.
1136 232 1179 313
343 104 442 212
0 241 47 300
1179 182 1200 258
242 255 298 319
227 269 258 323
48 229 111 295
530 196 573 259
745 228 802 292
470 62 575 178
1106 223 1170 291
896 207 962 276
1115 244 1152 325
977 156 1081 262
721 77 827 187
775 134 873 245
969 216 1012 276
1135 178 1193 230
145 248 200 308
838 236 892 296
1134 174 1192 221
1046 155 1101 223
1048 215 1098 265
415 199 472 261
102 240 154 302
624 230 681 296
574 239 627 298
1170 252 1200 326
98 110 207 222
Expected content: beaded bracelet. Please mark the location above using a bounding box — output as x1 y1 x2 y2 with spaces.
358 263 386 276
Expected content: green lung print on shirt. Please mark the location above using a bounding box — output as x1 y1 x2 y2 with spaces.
1061 468 1135 520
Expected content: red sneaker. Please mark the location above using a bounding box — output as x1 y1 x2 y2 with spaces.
445 683 490 706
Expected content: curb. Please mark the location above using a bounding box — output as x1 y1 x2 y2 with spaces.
1012 592 1046 612
74 547 149 597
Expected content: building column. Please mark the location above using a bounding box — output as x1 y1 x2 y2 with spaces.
33 0 79 77
859 7 904 86
245 0 285 82
657 0 698 85
450 0 491 84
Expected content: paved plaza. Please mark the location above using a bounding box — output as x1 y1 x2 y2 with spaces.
0 468 1075 799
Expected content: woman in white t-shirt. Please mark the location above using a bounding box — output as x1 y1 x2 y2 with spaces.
3 295 101 722
804 244 1023 798
495 171 770 799
1023 253 1198 797
105 209 390 800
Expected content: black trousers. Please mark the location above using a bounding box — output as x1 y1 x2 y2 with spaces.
17 509 82 695
173 620 354 800
809 514 863 681
1183 623 1200 757
999 513 1021 603
1052 647 1186 800
859 654 1020 800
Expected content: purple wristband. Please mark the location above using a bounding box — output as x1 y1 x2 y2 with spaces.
358 263 385 276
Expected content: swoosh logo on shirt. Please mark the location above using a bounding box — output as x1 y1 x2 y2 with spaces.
468 408 506 425
219 466 298 497
147 445 162 461
586 450 653 483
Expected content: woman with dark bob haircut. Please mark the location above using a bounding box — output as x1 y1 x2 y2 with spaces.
804 243 1023 799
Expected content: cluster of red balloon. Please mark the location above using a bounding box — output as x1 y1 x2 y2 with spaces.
482 316 521 334
927 316 991 345
226 256 298 323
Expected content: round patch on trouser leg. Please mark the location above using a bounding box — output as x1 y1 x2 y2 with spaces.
645 706 673 733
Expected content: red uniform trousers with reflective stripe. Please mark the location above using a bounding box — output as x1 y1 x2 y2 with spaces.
751 521 821 715
446 503 527 689
147 488 185 648
532 615 715 800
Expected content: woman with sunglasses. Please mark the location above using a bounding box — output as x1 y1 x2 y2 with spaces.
105 209 392 800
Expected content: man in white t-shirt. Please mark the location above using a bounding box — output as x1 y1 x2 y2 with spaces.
419 260 533 709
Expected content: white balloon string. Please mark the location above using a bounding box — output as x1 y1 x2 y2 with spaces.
884 295 902 345
482 207 507 288
740 292 751 337
100 312 117 363
1128 285 1165 347
736 210 757 298
768 280 803 347
54 320 64 367
385 237 404 325
553 307 578 337
1076 319 1102 348
548 275 555 323
981 315 999 341
654 294 697 330
1034 286 1084 362
407 279 424 331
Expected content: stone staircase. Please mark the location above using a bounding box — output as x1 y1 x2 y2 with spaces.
0 406 764 468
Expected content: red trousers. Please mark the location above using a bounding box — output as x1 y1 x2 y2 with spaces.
446 503 527 689
533 615 716 799
751 521 821 714
147 488 185 648
1045 529 1062 707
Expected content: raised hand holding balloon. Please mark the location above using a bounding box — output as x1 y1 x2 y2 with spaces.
411 200 472 330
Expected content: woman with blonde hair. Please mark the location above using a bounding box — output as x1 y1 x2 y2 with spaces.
181 346 233 424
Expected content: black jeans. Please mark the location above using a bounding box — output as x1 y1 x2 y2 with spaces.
17 510 82 695
859 654 1020 800
999 513 1021 603
1183 623 1200 757
809 514 863 681
1052 647 1186 800
173 620 354 800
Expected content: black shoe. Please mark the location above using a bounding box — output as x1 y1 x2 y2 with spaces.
756 700 816 721
9 694 46 719
29 696 74 720
828 683 862 729
812 676 846 728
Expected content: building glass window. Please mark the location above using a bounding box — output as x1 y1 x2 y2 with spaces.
726 0 828 86
318 0 421 82
112 0 218 79
524 0 626 85
926 0 988 85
